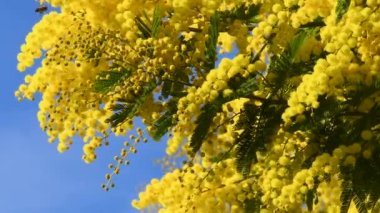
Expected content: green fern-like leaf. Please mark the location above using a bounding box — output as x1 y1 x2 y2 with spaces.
151 5 162 38
235 103 261 176
336 0 351 23
190 97 224 154
204 12 219 70
231 26 320 177
368 193 380 211
149 97 180 140
340 168 354 213
172 71 189 96
306 189 315 211
209 151 232 163
134 5 161 39
350 150 380 212
161 80 173 99
161 70 189 98
190 73 260 154
235 102 284 177
353 192 368 213
288 27 319 60
244 197 261 213
344 80 380 106
235 133 257 176
94 68 131 94
106 82 156 127
106 103 136 127
234 76 258 98
135 16 152 39
150 110 175 141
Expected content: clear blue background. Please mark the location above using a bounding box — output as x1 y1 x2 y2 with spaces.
0 2 166 212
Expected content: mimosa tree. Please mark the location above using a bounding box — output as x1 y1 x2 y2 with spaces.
16 0 380 212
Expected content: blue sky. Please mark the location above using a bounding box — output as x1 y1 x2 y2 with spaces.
0 2 166 212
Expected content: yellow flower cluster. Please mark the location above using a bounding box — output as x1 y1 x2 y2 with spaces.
41 0 121 27
282 2 380 123
16 11 116 163
289 0 334 28
132 159 254 213
17 12 64 72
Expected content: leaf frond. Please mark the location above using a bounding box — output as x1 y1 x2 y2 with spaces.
244 197 261 213
94 68 131 94
150 110 175 141
204 12 219 70
340 168 354 213
135 16 152 39
152 5 162 38
353 192 368 213
190 97 224 154
336 0 351 23
106 82 156 127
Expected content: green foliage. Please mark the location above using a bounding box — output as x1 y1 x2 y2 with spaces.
204 12 219 70
135 16 152 39
243 197 261 213
340 167 354 213
288 27 319 60
189 71 261 155
151 70 189 140
306 189 318 211
231 75 258 98
234 102 283 177
161 70 189 98
223 27 324 177
353 193 367 213
149 99 178 141
349 151 380 212
345 79 380 106
340 162 374 213
94 67 131 94
106 82 156 127
336 0 351 22
149 110 174 141
106 103 137 127
135 5 162 39
190 96 224 154
290 79 380 156
219 3 261 30
228 3 260 21
209 151 232 163
235 103 261 176
280 78 380 212
98 4 164 127
161 80 172 99
151 6 162 38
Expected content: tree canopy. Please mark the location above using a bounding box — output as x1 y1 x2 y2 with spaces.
16 0 380 212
